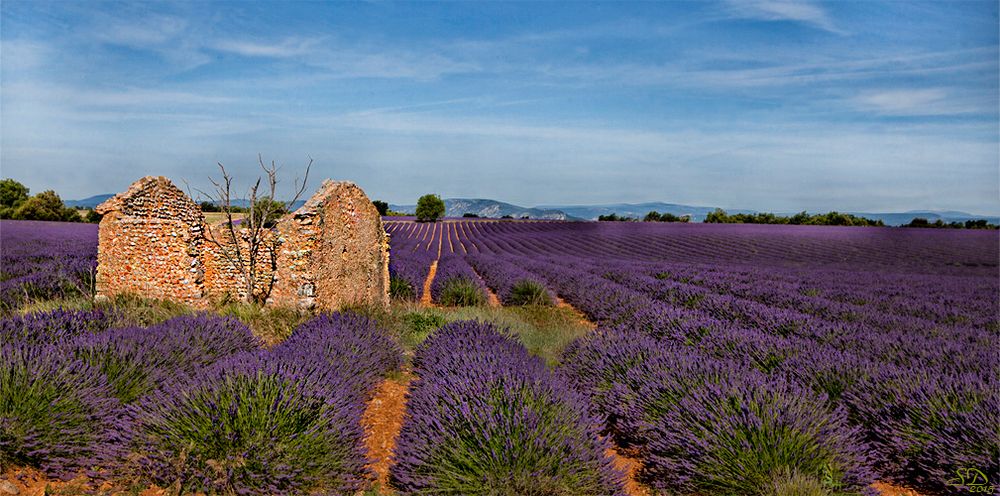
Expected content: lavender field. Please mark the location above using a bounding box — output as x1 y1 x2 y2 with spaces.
2 218 998 495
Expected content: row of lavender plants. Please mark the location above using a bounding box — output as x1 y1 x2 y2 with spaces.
520 257 1000 491
466 254 555 305
1 309 401 494
391 320 624 495
456 220 997 273
0 221 98 313
386 222 437 300
428 254 489 306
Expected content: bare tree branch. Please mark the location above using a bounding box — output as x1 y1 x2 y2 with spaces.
196 156 312 304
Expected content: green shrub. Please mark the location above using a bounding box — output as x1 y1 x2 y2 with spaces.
507 279 553 306
390 276 416 300
438 279 485 306
769 468 833 496
401 311 447 347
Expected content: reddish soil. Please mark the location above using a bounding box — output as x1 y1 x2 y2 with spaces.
420 260 438 306
606 448 651 496
0 467 168 496
362 374 412 493
872 481 927 496
485 289 501 307
554 295 597 330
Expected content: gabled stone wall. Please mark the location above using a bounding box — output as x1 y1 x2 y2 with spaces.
95 176 389 311
271 180 390 310
95 177 206 306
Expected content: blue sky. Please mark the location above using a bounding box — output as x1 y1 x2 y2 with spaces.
2 1 997 213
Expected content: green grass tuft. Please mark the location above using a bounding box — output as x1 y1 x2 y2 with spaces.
507 279 553 306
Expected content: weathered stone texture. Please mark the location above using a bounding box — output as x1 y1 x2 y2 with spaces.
271 180 391 310
95 177 206 306
202 225 278 303
96 176 388 311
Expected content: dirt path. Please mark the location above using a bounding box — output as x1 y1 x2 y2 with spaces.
485 288 501 307
606 448 651 496
872 482 926 496
554 295 597 331
420 261 438 306
362 374 412 493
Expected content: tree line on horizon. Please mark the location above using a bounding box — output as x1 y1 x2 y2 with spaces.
4 178 996 229
0 179 97 223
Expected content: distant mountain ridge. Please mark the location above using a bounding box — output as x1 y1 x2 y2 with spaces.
64 194 114 208
539 202 756 222
389 199 581 220
70 194 997 225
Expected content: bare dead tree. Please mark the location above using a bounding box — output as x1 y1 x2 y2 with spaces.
197 155 312 304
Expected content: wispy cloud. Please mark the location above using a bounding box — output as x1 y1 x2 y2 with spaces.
212 37 323 58
851 88 987 116
723 0 844 34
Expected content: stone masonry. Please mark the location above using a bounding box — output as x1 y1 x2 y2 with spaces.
96 176 389 310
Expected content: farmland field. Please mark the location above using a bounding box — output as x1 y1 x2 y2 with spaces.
1 218 998 495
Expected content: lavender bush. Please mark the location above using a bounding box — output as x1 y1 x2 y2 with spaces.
639 374 874 495
0 308 111 344
146 314 262 374
845 367 999 493
467 254 554 305
128 352 370 495
430 255 488 306
393 320 625 495
271 312 403 399
0 342 127 480
69 326 188 403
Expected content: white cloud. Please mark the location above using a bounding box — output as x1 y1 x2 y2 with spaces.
723 0 844 34
212 37 322 58
852 88 985 116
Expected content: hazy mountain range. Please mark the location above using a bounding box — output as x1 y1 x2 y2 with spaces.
69 194 997 226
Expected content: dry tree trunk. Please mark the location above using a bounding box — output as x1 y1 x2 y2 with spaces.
198 155 312 304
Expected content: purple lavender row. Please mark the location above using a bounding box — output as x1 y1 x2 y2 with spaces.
0 220 98 311
645 261 998 329
460 221 998 274
507 256 997 492
2 309 402 494
387 223 437 299
429 254 488 305
391 320 625 495
559 326 875 494
466 254 554 305
590 261 997 374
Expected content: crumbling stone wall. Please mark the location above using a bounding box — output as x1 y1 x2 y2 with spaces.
271 180 391 310
96 176 389 311
95 177 206 306
202 225 279 303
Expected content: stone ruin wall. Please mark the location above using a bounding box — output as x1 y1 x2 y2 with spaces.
95 177 206 306
96 176 389 311
202 226 280 304
270 181 391 310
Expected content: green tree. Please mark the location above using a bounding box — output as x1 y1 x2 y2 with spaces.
704 209 729 223
250 196 288 227
0 179 30 219
644 211 662 222
13 190 81 222
372 200 389 216
415 194 445 222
